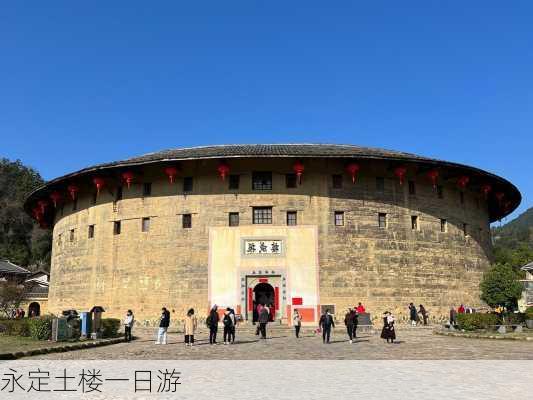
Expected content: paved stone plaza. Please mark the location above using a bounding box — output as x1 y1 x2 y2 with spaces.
31 326 533 360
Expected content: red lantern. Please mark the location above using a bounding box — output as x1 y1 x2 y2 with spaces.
121 171 135 188
481 184 492 199
49 191 63 207
457 176 469 189
293 160 305 184
93 177 105 196
427 169 439 189
67 185 79 201
164 166 179 184
217 161 230 181
345 162 360 184
394 166 407 185
495 192 505 206
37 199 49 214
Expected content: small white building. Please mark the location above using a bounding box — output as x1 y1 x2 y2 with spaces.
519 261 533 311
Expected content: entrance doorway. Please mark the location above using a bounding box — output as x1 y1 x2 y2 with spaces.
28 302 40 317
252 282 275 322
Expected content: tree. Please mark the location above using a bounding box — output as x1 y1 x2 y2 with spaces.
0 282 26 318
480 263 523 310
0 158 51 269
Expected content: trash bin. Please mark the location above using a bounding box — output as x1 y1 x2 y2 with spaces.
90 306 105 339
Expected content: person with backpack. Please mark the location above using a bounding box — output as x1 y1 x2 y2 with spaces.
223 307 234 345
155 307 170 345
258 304 269 339
319 309 335 344
184 308 197 347
344 308 356 343
207 305 219 344
229 308 237 343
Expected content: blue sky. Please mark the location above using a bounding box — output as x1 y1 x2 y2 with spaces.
1 2 532 222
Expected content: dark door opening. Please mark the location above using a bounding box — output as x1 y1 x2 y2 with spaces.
252 282 275 322
28 302 40 317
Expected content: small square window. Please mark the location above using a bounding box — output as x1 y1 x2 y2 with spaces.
463 223 468 237
376 177 385 192
143 183 152 197
440 219 447 233
378 213 387 229
286 174 297 189
287 211 297 226
182 214 192 229
183 177 193 192
334 211 344 226
229 175 240 190
252 172 272 190
437 185 444 199
88 225 95 239
408 180 416 195
460 191 464 204
69 229 75 242
142 217 150 232
332 175 343 189
229 212 239 227
411 215 418 230
115 186 123 201
253 207 272 224
113 221 121 235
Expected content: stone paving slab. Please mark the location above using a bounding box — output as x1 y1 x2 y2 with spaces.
29 326 533 360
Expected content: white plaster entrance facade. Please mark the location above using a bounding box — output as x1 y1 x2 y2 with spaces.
208 225 319 324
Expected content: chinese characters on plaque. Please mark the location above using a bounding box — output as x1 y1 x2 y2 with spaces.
244 240 282 255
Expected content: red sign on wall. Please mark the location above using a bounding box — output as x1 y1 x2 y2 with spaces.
292 297 303 306
259 278 269 283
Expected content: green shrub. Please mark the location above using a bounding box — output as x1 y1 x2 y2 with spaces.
101 318 121 338
456 313 499 331
0 318 31 336
525 307 533 320
28 317 53 340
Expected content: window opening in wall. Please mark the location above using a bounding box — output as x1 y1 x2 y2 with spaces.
252 172 272 190
143 183 152 197
183 177 193 192
437 185 444 199
332 174 343 189
253 207 272 224
285 174 297 189
91 192 97 205
463 223 468 237
142 217 150 232
411 215 418 230
88 225 94 239
229 212 239 226
378 213 387 228
286 211 297 226
334 211 344 226
229 175 240 190
115 186 123 201
72 198 78 211
69 229 75 242
182 214 192 229
440 219 447 233
408 180 416 195
113 221 121 235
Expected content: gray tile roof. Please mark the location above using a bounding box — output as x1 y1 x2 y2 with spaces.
522 261 533 271
0 260 30 275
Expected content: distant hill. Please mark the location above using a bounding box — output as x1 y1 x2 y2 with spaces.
492 207 533 269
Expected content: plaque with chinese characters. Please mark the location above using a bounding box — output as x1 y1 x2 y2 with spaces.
243 239 283 255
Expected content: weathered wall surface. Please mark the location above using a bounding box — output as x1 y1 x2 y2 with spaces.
48 158 491 323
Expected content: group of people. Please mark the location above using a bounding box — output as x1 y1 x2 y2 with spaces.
449 304 476 325
408 303 429 326
10 308 26 319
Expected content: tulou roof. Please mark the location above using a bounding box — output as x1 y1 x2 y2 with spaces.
23 143 521 222
0 260 31 275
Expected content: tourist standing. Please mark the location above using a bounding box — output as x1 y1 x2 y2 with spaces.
208 305 219 344
458 304 465 314
449 306 457 326
293 309 302 338
223 308 234 345
356 302 366 314
155 307 170 345
344 308 355 343
380 311 396 343
258 304 269 339
319 309 335 344
124 309 134 342
184 308 197 347
229 308 237 343
418 304 429 325
255 303 264 335
352 308 359 339
408 303 418 326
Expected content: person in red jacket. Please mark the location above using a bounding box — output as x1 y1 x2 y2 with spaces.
458 304 465 314
356 302 366 314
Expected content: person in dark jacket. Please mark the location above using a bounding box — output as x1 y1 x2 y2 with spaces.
380 311 396 343
208 305 219 344
319 309 335 343
155 307 170 345
258 305 269 339
409 303 418 326
344 308 355 343
352 308 359 339
418 304 429 325
223 308 234 345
